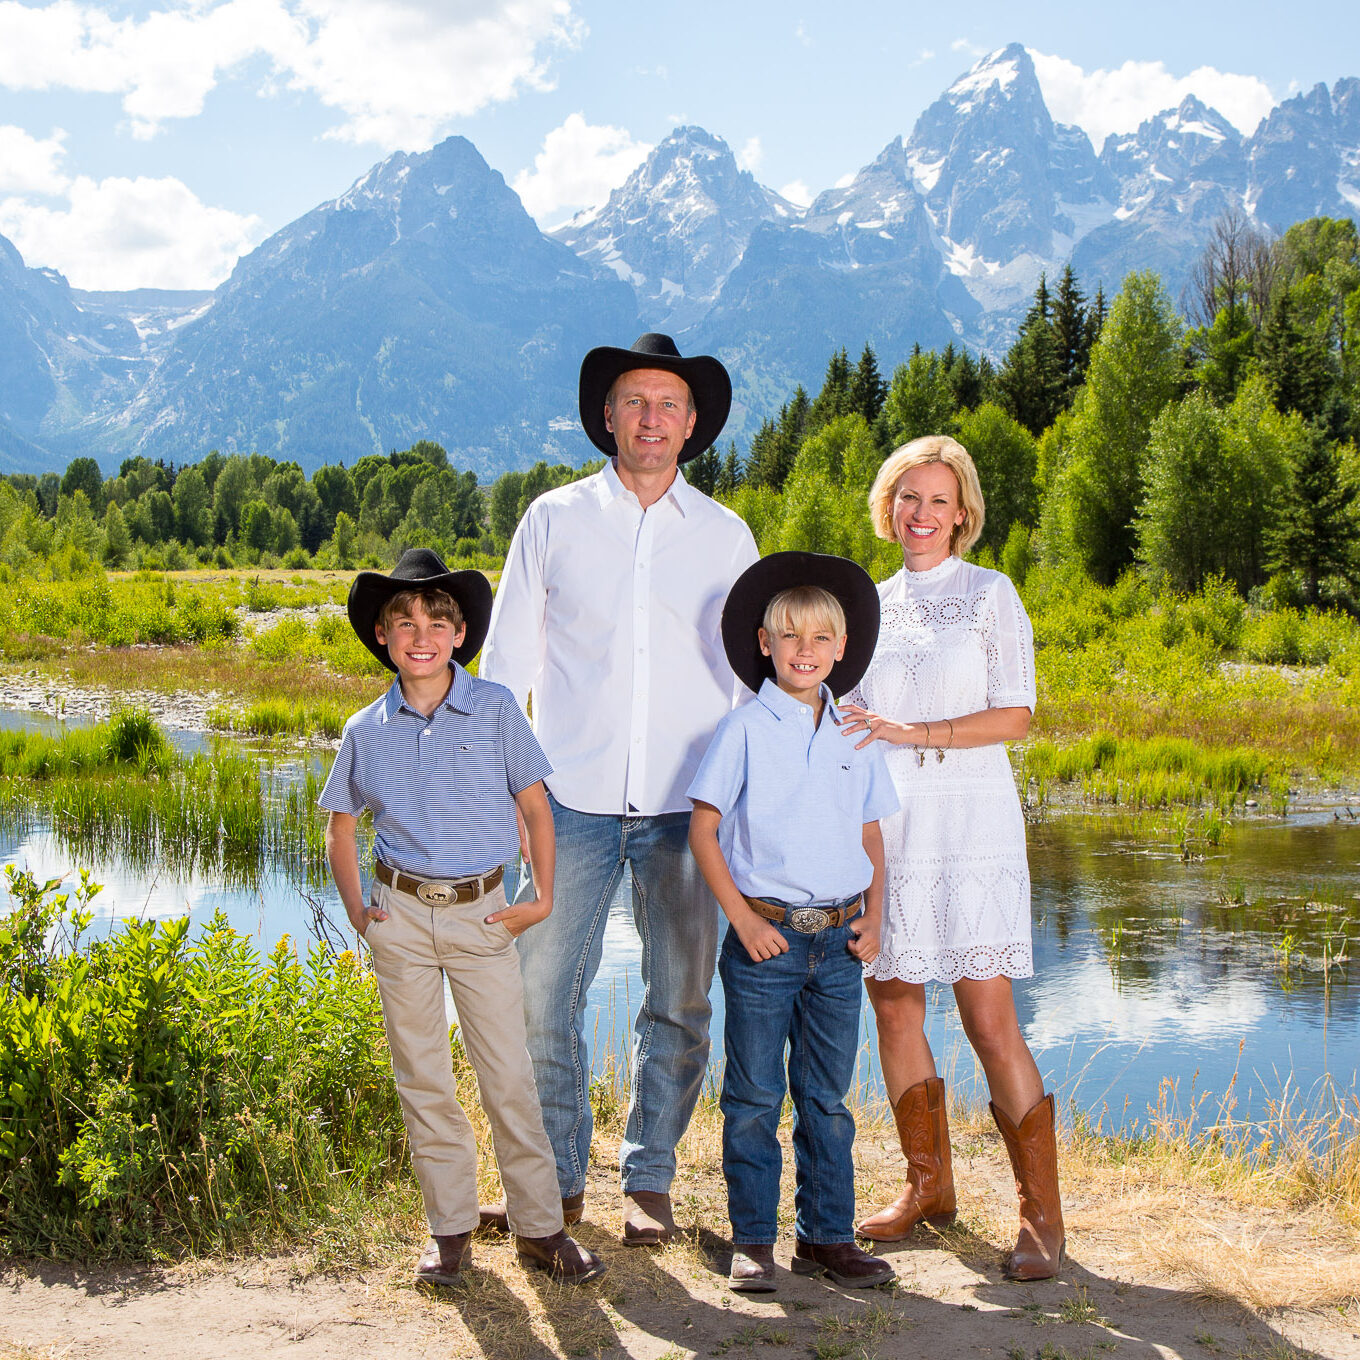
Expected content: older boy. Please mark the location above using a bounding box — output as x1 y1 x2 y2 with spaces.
321 548 603 1288
687 552 898 1293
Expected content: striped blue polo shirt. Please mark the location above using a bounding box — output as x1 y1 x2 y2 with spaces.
687 678 899 905
319 663 552 879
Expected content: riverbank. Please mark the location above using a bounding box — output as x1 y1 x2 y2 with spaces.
3 1096 1357 1360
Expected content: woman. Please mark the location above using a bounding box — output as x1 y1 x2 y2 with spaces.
841 435 1063 1281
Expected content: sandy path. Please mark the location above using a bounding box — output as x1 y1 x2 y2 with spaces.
5 1143 1357 1360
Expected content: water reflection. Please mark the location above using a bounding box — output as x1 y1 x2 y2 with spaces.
3 789 1357 1132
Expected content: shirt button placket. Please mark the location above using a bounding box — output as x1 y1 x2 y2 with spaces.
628 517 653 809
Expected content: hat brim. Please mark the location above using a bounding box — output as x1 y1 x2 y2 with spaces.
347 568 493 673
721 552 880 697
579 346 731 464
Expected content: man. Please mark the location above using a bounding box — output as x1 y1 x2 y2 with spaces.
480 333 759 1245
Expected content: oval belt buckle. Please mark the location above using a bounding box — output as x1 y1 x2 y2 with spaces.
788 906 831 934
417 881 454 906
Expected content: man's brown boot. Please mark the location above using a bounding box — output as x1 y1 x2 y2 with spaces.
478 1191 584 1234
858 1076 957 1241
990 1092 1065 1281
414 1232 470 1287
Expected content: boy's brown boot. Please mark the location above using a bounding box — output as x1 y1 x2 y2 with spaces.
857 1076 957 1241
514 1230 606 1284
791 1240 895 1288
990 1092 1065 1280
414 1232 470 1287
728 1243 777 1293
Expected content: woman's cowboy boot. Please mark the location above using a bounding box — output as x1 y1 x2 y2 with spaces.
990 1092 1065 1280
857 1076 957 1241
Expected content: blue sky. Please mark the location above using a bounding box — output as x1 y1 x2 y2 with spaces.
0 0 1355 291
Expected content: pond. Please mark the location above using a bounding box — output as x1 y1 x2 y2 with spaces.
3 706 1357 1135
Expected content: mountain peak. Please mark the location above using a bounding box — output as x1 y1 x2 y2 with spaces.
943 43 1040 116
552 124 796 330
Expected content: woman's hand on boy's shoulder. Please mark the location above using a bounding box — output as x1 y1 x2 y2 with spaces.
486 896 552 937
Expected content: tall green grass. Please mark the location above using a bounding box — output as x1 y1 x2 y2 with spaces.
0 709 337 886
1016 732 1290 813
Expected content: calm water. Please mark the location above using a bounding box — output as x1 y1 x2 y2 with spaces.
4 705 1357 1132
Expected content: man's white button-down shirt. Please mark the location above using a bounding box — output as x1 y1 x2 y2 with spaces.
481 461 759 816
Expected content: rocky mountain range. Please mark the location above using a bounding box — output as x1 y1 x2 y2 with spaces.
2 42 1358 477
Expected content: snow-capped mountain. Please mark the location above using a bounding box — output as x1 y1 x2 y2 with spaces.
552 127 799 333
118 136 637 473
1247 79 1360 229
3 44 1360 476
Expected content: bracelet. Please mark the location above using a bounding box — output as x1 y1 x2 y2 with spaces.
936 717 954 764
915 721 931 767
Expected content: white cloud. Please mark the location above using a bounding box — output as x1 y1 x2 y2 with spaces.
0 125 70 194
1029 50 1276 146
794 20 810 46
737 137 762 172
511 113 650 224
951 38 984 56
0 176 262 289
778 179 812 208
0 0 582 148
910 49 935 68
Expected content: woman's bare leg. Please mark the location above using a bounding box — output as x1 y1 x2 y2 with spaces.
952 975 1043 1123
865 977 936 1106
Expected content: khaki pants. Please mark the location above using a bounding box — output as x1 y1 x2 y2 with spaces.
365 876 562 1237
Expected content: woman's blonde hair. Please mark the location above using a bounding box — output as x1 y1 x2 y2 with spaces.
867 435 985 558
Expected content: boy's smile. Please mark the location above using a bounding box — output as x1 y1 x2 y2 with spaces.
759 624 848 708
375 600 465 686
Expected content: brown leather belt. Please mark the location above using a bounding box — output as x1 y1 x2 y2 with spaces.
374 860 505 906
743 894 863 934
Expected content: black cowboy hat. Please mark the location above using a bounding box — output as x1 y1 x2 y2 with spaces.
347 548 493 673
721 551 880 697
579 332 732 464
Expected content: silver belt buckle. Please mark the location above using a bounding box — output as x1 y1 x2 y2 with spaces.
417 880 456 906
787 906 831 934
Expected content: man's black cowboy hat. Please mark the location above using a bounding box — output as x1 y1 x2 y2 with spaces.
578 332 732 464
347 547 493 673
721 551 880 697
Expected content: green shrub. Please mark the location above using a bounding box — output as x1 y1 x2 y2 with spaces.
0 867 404 1258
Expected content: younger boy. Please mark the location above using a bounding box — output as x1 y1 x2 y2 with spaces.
687 551 899 1293
321 548 603 1287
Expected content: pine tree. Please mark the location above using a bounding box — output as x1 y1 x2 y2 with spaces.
807 348 852 431
995 274 1064 436
1051 265 1091 401
715 442 743 497
1267 425 1358 604
849 344 887 424
743 418 782 489
686 446 721 496
946 348 988 412
1256 288 1334 422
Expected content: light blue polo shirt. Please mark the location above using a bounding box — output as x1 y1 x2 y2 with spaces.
319 662 551 879
687 678 899 905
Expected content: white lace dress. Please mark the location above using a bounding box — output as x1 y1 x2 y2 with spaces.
845 556 1037 983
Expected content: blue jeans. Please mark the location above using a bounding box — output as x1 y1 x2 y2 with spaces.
719 910 863 1245
514 793 719 1197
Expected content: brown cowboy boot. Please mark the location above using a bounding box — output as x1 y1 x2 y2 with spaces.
857 1076 957 1241
990 1092 1065 1281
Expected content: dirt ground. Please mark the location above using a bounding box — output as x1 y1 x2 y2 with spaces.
4 1129 1357 1360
